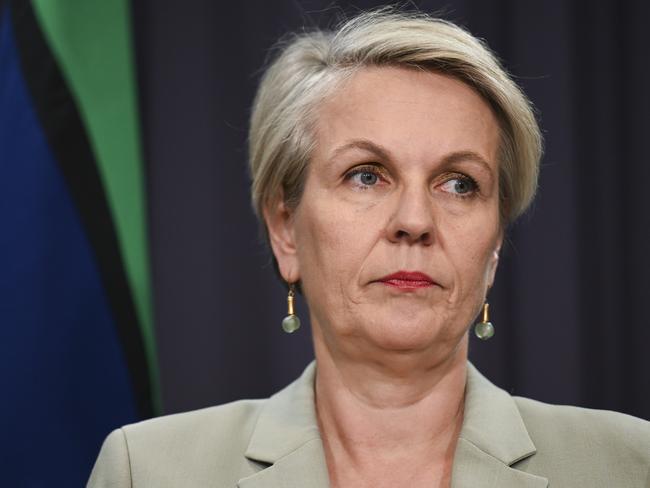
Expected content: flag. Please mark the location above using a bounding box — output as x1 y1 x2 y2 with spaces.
0 0 159 484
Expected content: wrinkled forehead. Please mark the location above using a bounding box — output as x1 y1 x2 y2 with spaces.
310 65 501 171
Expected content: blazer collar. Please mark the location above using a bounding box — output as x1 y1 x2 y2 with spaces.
240 361 548 488
240 362 330 488
451 363 548 487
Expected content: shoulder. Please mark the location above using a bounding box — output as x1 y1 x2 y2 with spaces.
515 395 650 452
88 399 267 488
123 398 265 451
514 396 650 485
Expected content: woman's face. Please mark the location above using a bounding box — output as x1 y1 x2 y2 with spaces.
268 66 502 360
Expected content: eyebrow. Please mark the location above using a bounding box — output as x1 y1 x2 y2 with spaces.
329 139 494 175
441 150 494 175
330 139 392 161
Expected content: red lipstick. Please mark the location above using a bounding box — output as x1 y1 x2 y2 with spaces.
376 271 436 290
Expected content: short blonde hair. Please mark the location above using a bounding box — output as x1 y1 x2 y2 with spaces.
249 8 542 226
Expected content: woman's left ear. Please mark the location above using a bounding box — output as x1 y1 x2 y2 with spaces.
263 197 300 283
486 237 502 289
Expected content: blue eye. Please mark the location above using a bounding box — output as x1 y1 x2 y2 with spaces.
453 178 472 194
440 175 478 196
345 166 384 187
358 171 378 186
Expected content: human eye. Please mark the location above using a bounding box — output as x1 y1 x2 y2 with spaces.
438 173 479 198
344 165 387 189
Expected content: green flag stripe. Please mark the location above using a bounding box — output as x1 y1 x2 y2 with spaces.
31 0 160 412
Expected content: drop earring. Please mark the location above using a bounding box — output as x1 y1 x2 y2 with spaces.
281 283 301 333
474 302 495 340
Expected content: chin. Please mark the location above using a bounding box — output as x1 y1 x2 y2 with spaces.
364 314 449 353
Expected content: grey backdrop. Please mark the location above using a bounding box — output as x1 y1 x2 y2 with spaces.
132 0 650 420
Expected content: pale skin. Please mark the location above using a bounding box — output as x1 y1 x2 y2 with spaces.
265 66 503 487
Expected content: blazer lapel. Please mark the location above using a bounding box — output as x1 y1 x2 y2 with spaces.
238 438 329 488
452 439 547 488
451 364 548 488
239 361 548 488
238 362 330 488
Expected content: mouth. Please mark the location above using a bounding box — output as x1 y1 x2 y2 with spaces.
375 271 437 290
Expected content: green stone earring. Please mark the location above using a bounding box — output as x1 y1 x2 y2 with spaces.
281 283 301 333
474 302 495 340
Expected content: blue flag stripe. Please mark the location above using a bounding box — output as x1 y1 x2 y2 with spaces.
0 4 139 486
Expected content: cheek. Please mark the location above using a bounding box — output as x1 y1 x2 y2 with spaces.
294 195 392 317
294 199 369 289
445 215 500 292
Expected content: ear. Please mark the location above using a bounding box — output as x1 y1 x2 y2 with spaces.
263 197 300 283
486 233 503 289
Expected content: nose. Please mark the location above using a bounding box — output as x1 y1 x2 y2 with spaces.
386 185 435 246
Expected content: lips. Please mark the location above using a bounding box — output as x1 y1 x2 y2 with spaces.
376 271 436 290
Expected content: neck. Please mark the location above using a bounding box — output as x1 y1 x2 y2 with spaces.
313 329 468 486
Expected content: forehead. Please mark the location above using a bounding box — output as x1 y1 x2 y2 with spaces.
313 66 500 166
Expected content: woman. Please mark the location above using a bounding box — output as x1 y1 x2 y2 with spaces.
88 9 650 488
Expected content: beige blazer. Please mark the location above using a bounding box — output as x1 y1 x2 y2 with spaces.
88 362 650 487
